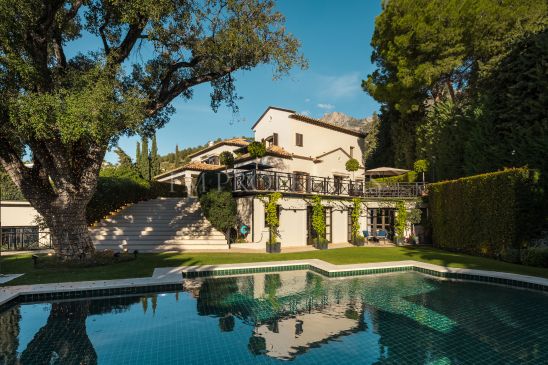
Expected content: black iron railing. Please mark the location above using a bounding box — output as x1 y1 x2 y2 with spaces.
0 230 51 251
233 171 426 198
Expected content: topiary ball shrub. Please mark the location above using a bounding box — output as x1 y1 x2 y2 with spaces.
345 158 360 172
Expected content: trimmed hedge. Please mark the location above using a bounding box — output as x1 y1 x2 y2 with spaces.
429 168 544 258
198 190 236 238
86 177 186 224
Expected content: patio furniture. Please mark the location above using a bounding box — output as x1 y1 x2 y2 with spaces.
376 229 388 244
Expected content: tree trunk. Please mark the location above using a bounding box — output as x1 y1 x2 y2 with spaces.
0 140 105 261
46 202 95 261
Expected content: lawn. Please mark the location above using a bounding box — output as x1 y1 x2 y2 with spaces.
1 246 547 286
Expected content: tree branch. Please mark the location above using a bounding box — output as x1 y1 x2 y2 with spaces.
108 15 148 66
147 66 237 116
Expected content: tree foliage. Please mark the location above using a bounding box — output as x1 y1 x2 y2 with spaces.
364 0 548 178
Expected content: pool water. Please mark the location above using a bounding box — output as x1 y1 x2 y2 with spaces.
1 271 547 364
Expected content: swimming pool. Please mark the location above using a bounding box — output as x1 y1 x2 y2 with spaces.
1 271 547 364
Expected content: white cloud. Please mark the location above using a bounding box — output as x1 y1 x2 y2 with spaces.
300 110 311 116
317 103 335 110
317 72 362 99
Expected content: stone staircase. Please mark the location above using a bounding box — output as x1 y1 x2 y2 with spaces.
91 197 228 252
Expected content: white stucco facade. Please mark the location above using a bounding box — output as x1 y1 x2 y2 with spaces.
0 201 50 249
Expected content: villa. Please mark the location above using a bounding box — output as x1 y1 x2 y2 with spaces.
154 106 426 249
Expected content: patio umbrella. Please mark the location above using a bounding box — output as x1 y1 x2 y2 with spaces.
363 167 410 177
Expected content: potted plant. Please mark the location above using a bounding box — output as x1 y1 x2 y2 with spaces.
263 192 282 253
314 237 329 250
353 235 366 246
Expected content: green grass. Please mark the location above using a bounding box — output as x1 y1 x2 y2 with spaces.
1 246 547 286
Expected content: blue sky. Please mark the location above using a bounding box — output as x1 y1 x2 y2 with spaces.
67 1 382 162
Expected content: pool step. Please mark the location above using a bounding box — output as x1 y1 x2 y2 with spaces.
91 197 227 252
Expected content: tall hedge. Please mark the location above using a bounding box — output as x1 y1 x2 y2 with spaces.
429 168 544 257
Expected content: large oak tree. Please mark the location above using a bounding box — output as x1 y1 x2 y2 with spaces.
0 0 305 260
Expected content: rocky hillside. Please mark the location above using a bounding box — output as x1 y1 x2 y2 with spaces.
319 112 373 133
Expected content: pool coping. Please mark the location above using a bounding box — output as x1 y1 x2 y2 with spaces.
1 259 547 310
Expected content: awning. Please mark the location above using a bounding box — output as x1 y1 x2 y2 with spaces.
235 162 274 170
363 167 410 177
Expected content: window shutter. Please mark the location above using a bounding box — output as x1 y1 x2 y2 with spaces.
296 133 303 147
273 133 278 146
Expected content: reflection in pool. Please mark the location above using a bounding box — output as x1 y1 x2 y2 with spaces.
1 271 547 364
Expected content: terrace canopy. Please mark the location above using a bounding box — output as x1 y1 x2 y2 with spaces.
236 162 274 170
363 167 410 177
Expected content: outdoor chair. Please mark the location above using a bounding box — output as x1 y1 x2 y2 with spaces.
376 229 388 244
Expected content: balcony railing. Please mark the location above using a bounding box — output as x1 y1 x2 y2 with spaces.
232 171 426 198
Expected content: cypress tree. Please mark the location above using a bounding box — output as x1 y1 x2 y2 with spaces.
135 141 141 169
175 144 180 166
140 136 150 180
151 134 160 177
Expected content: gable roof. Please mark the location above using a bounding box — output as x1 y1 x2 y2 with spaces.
187 138 251 159
251 106 296 130
251 106 367 138
154 162 224 180
234 145 293 163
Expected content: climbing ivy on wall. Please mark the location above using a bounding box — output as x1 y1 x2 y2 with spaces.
263 192 282 244
351 198 362 241
311 195 326 241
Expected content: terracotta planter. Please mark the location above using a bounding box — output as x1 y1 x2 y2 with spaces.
266 242 281 253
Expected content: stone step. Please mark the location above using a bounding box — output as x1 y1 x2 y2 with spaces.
93 233 225 240
95 238 226 246
95 244 228 252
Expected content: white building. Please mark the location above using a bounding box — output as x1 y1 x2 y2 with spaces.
0 200 50 250
156 106 425 249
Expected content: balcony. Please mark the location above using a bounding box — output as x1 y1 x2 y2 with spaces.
232 171 426 198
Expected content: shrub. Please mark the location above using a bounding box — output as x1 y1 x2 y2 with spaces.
199 190 237 239
520 247 548 268
345 158 360 172
247 141 266 159
429 168 544 259
219 151 235 168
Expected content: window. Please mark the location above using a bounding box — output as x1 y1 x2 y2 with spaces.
1 226 39 250
295 133 303 147
350 146 354 158
205 156 220 165
266 133 279 147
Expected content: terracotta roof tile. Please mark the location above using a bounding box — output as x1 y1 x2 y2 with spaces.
289 114 367 137
187 138 251 158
